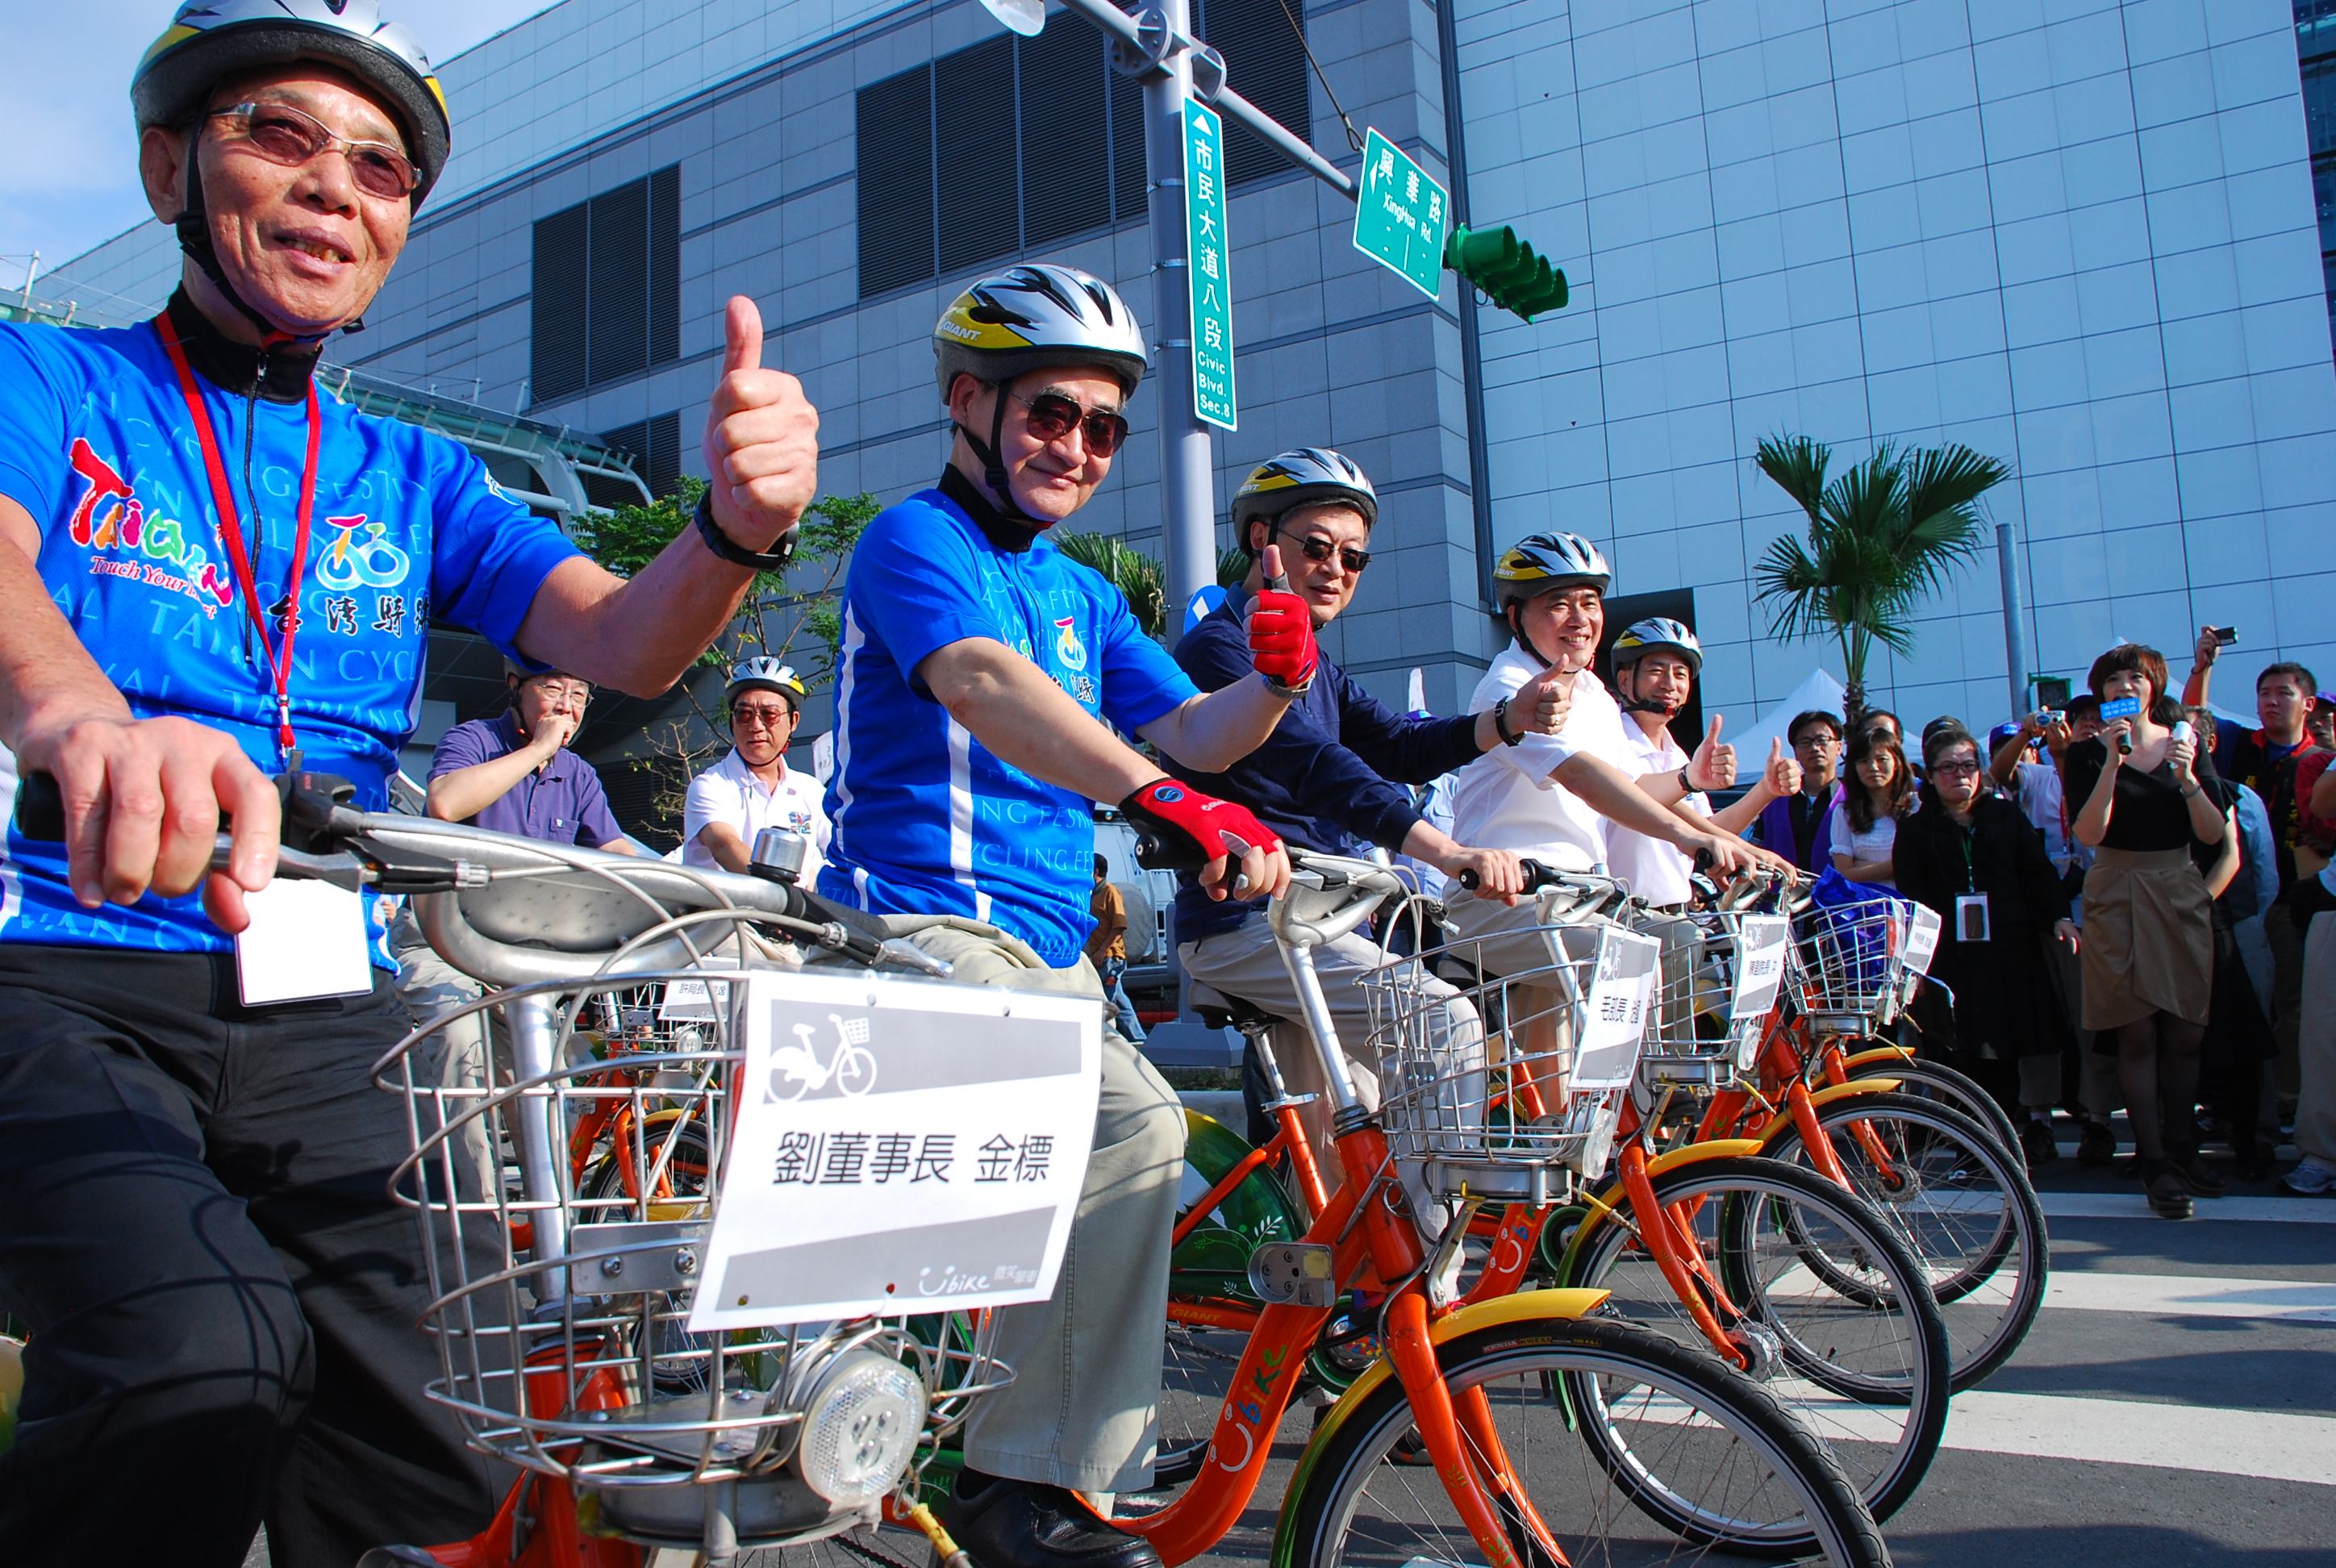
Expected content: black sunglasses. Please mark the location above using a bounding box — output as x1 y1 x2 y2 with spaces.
1008 389 1129 457
1272 521 1371 575
207 102 419 201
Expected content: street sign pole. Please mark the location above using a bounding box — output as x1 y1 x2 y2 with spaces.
1139 0 1219 640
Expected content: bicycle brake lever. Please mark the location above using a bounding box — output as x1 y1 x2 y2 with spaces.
206 834 371 892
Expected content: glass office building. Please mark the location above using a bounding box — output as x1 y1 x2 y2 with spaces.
48 0 2336 732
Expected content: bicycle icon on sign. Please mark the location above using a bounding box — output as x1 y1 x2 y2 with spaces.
769 1013 878 1101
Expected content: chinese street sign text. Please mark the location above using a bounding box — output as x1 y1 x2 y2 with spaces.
1351 127 1450 300
1183 98 1237 430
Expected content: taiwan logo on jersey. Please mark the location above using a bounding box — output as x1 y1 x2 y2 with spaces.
1053 615 1088 672
65 438 234 615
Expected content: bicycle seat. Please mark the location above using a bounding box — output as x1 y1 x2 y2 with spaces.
1188 981 1278 1034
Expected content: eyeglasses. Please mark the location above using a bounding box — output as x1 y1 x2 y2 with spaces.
206 102 419 202
732 705 795 731
528 682 592 707
1272 523 1372 576
1930 759 1982 778
1791 733 1840 750
1008 390 1129 458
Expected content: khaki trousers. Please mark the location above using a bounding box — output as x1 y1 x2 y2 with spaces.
829 916 1185 1492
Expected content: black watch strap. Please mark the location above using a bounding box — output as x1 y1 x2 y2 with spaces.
1493 697 1523 746
695 490 796 571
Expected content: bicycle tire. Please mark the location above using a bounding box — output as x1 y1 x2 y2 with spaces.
1561 1154 1949 1525
1844 1054 2020 1158
1763 1091 2048 1391
1283 1313 1890 1566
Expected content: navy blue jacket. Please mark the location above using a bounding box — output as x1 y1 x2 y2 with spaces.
1165 586 1482 941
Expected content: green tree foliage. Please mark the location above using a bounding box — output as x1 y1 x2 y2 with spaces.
1055 531 1168 638
1218 544 1251 589
573 481 877 832
1751 435 2007 723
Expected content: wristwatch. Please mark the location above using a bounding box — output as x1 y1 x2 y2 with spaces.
1676 765 1694 794
1492 697 1524 746
695 490 797 571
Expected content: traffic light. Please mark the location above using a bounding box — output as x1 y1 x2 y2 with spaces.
1444 224 1569 320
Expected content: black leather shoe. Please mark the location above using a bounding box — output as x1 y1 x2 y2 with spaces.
944 1470 1165 1568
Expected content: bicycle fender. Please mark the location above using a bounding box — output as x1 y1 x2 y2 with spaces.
1747 1079 1903 1146
1548 1140 1764 1284
1267 1290 1609 1568
1842 1045 1915 1070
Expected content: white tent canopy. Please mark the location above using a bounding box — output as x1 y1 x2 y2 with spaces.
1721 669 1849 765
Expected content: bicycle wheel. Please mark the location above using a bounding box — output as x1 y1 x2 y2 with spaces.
1843 1054 2020 1158
1561 1155 1947 1525
1284 1313 1890 1566
1764 1091 2047 1391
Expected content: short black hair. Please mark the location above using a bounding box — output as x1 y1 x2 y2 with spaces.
1094 853 1108 878
1787 710 1843 744
2258 661 2320 695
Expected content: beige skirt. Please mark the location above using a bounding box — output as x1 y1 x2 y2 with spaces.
2079 846 2213 1030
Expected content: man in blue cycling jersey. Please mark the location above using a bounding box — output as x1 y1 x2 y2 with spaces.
0 5 818 1562
821 263 1298 1568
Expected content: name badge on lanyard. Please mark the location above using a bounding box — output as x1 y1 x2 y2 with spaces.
1954 892 1991 943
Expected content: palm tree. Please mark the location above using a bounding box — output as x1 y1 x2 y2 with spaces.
1751 435 2008 724
1055 532 1168 638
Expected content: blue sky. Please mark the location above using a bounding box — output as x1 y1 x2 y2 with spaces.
0 0 551 298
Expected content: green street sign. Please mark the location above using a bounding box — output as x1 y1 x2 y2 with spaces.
1351 127 1449 300
1182 97 1237 430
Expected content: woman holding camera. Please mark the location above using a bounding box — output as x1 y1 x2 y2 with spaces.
1895 725 2079 1169
2067 644 2229 1218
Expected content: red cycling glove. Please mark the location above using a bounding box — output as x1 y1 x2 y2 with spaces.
1121 779 1282 877
1247 589 1318 694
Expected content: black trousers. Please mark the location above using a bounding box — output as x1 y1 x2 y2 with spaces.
0 946 498 1567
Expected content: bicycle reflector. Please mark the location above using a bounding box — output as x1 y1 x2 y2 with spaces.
795 1349 928 1506
1444 224 1570 321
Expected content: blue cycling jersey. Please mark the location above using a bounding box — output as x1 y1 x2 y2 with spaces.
819 476 1196 967
0 311 582 963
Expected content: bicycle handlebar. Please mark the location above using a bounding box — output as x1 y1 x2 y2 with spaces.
10 768 939 979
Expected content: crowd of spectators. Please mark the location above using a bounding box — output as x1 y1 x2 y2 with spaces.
1817 628 2331 1212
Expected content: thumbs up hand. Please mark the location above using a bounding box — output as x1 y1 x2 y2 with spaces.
1763 736 1803 797
1687 714 1737 791
701 295 819 557
1508 657 1576 735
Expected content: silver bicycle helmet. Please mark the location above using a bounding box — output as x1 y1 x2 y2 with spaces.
1230 448 1378 553
134 0 451 203
726 656 807 712
1491 532 1611 607
932 265 1149 403
1611 615 1702 677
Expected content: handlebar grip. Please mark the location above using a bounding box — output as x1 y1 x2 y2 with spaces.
1133 830 1206 873
1458 857 1561 893
14 771 65 843
1692 847 1717 874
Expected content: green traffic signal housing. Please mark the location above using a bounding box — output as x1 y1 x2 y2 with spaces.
1444 224 1569 320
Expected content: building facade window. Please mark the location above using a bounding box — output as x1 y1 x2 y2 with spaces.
594 411 683 506
855 0 1308 299
532 165 682 404
2296 2 2336 353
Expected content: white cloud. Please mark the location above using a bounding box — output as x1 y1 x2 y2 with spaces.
0 0 554 291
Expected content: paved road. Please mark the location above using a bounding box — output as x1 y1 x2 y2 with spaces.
251 1111 2334 1567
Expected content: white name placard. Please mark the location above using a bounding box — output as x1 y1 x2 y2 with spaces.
687 970 1100 1332
1570 926 1663 1092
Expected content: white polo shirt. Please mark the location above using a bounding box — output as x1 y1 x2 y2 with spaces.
1607 717 1710 907
1450 644 1635 872
682 748 831 880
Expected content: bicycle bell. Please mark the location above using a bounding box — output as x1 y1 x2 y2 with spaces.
750 827 809 885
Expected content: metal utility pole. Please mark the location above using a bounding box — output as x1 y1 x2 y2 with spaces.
1998 521 2029 720
1137 0 1217 624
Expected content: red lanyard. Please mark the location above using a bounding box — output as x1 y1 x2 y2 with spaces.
156 311 319 762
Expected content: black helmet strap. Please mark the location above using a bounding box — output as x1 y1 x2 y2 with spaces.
951 377 1045 531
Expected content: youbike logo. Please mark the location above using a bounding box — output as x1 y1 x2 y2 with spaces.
1053 615 1089 671
66 440 233 615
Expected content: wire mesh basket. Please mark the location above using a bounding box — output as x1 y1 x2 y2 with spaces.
1365 919 1658 1201
378 970 1012 1548
1786 898 1939 1032
1630 908 1792 1086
